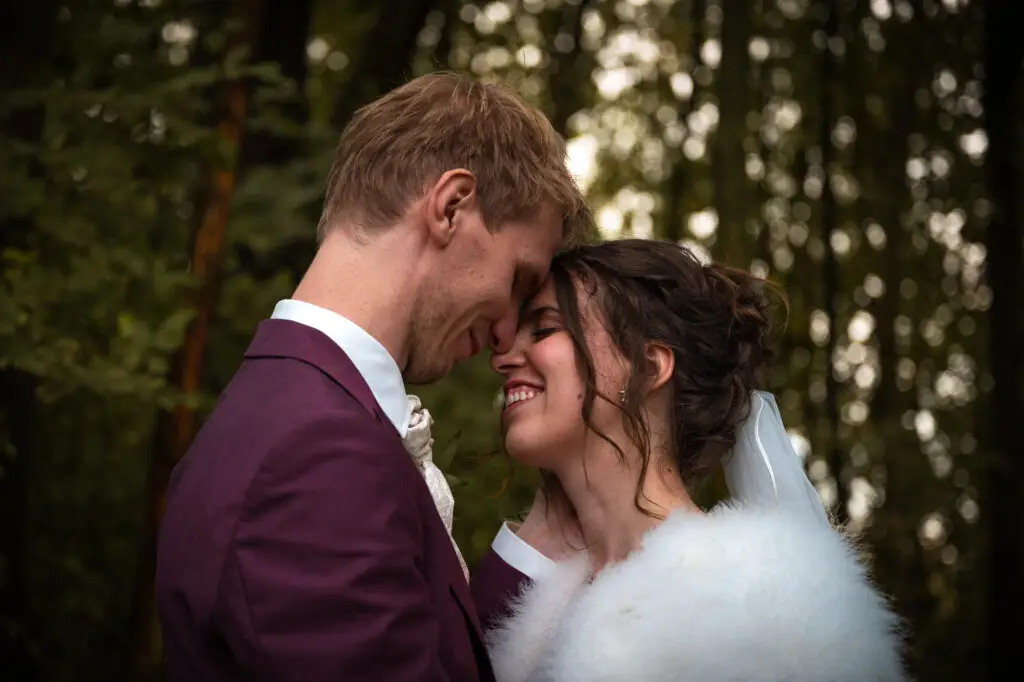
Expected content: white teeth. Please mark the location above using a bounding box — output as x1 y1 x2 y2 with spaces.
505 389 540 407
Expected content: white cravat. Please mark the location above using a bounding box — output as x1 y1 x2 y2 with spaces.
403 395 469 581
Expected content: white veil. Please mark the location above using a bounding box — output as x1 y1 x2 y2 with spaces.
722 391 831 526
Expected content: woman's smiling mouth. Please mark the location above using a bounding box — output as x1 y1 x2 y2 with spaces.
503 381 544 412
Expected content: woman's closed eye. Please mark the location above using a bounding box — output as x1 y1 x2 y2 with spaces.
518 305 563 342
531 327 560 341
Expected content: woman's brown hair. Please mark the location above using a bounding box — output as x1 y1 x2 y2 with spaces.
546 238 784 517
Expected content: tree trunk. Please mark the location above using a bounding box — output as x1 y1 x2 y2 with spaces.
130 1 268 678
0 1 58 678
712 0 752 265
238 0 313 169
235 0 314 280
429 0 461 70
662 0 705 243
751 0 772 261
817 0 847 524
982 1 1024 678
330 0 440 130
546 0 598 138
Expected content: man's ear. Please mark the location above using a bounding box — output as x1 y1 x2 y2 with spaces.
425 168 477 247
645 342 675 393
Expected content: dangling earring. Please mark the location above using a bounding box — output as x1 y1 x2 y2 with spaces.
618 388 627 404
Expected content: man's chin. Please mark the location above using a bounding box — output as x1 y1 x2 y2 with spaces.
443 352 470 375
404 359 449 385
406 345 470 384
452 337 479 367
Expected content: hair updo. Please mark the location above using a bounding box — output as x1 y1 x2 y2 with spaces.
548 238 781 510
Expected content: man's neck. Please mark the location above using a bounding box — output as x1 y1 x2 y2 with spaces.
291 229 422 371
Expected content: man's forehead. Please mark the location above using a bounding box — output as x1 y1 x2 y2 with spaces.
510 218 560 264
525 203 565 245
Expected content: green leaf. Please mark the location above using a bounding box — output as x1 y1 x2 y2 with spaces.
153 309 196 352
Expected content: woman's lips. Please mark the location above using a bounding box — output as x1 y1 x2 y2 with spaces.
503 388 543 414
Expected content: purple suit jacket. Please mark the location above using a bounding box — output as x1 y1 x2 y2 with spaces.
156 320 519 682
470 548 530 634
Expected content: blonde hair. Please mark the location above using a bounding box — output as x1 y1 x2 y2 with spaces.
318 72 591 244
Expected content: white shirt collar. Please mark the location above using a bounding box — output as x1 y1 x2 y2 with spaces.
491 522 556 580
271 299 412 436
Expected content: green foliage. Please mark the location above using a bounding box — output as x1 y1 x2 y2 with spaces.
0 1 1006 681
0 2 329 679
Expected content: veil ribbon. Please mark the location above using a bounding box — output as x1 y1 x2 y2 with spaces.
722 391 831 526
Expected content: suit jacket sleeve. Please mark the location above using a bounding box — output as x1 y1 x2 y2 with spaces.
470 547 530 633
214 414 452 682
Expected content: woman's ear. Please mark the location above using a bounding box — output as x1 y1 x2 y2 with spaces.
645 342 674 393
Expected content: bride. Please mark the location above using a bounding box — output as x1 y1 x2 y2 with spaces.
469 239 906 682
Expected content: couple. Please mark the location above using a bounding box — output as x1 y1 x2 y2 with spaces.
155 73 905 681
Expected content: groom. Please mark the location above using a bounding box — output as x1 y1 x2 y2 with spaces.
155 72 589 682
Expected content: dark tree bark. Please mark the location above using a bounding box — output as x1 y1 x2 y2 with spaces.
238 0 313 169
0 371 39 681
235 0 315 280
662 0 705 243
869 38 929 646
329 0 440 130
0 1 59 679
851 8 936 679
546 0 598 138
130 1 275 678
752 0 772 259
817 0 847 524
712 0 753 265
982 1 1024 679
429 0 461 70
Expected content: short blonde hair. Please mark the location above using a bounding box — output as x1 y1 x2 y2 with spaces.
318 72 591 245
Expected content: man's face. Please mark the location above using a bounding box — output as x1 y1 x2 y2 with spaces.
405 204 563 384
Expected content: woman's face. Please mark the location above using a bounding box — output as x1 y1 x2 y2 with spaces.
491 276 627 469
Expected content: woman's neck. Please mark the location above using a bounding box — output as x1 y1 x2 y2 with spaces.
554 440 698 573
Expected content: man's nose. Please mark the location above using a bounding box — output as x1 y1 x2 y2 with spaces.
490 339 525 375
489 308 518 354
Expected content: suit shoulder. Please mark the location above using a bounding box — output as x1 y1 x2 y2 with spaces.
226 354 367 416
168 356 416 549
201 354 403 461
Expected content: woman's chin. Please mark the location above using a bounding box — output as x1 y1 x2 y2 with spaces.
504 429 552 468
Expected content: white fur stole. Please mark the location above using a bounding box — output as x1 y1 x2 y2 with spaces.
486 504 906 682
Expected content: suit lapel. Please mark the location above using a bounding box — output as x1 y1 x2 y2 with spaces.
244 319 393 431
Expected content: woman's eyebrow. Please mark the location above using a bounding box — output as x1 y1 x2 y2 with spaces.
517 305 561 330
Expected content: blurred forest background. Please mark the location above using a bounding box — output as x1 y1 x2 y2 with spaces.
1 0 1021 680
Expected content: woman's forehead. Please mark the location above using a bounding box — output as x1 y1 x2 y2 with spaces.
521 276 558 312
